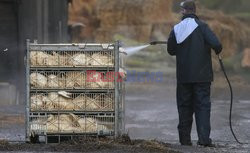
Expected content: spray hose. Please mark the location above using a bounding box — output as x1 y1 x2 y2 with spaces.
217 55 246 144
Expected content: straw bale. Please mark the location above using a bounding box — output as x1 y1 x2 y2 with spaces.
96 0 172 27
242 48 250 68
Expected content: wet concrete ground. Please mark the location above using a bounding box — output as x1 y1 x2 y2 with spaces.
0 74 249 152
125 74 250 153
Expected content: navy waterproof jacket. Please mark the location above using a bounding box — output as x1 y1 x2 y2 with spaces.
167 14 222 83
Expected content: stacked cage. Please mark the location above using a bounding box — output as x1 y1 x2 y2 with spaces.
26 40 125 143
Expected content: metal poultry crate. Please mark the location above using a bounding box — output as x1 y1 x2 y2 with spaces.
26 40 125 143
30 92 115 111
30 48 114 67
30 70 115 89
29 112 114 135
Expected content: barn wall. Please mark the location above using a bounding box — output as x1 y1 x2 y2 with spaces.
0 0 69 105
0 0 18 83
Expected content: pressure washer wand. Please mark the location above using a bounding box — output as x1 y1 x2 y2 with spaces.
150 41 168 45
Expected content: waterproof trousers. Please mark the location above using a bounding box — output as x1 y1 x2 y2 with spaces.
177 82 212 145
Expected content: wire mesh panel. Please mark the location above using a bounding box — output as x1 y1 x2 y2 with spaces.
29 113 114 135
30 92 114 111
29 113 47 135
26 41 123 142
30 51 114 67
30 70 115 89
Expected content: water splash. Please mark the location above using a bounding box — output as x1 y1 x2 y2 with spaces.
124 44 150 56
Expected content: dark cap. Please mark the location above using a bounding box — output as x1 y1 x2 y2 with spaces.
180 0 196 11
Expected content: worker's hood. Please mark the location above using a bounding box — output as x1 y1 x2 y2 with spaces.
174 17 198 44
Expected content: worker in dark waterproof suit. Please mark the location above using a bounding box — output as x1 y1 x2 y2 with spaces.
167 0 222 147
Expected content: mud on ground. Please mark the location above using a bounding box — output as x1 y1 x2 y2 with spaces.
0 137 179 153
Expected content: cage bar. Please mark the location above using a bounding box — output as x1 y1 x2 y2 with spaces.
26 41 124 143
30 92 114 111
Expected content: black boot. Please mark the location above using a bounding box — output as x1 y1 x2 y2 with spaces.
197 138 215 147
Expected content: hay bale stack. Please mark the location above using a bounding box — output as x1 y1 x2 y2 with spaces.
198 8 250 57
30 73 47 88
91 53 113 66
66 72 86 88
242 48 250 68
95 0 173 41
68 0 98 42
